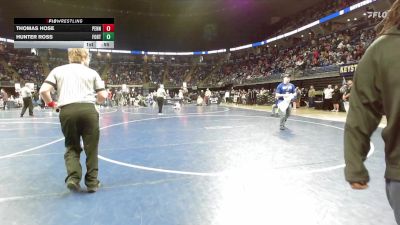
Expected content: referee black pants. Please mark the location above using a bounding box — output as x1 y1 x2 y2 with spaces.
21 97 33 116
59 103 100 188
157 97 164 113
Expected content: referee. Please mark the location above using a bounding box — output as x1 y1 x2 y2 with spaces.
39 48 107 193
156 84 167 114
20 83 34 117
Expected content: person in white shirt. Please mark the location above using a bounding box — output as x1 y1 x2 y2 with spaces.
224 90 230 103
205 88 212 106
20 84 34 117
323 84 334 111
39 48 107 193
196 95 203 106
178 89 184 105
156 84 167 114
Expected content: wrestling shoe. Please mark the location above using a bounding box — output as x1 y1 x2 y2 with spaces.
66 180 80 192
87 182 101 193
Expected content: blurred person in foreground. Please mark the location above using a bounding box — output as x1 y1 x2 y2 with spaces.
39 48 107 193
344 1 400 223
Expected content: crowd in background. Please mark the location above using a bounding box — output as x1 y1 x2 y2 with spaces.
213 25 376 86
107 63 144 85
270 0 360 37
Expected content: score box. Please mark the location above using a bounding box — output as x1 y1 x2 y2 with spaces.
102 32 115 41
96 41 114 49
84 41 96 48
102 24 114 32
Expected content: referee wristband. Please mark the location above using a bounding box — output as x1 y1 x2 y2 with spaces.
47 101 57 108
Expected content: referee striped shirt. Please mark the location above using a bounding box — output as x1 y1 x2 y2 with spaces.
20 86 32 98
44 63 105 107
156 88 166 98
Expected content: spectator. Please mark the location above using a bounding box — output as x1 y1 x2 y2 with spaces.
308 85 316 108
294 87 302 110
342 80 353 112
0 89 8 110
332 85 341 112
323 84 334 110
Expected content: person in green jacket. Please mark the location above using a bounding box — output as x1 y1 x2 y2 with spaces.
344 1 400 223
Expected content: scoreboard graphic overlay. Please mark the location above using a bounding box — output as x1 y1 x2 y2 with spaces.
14 18 114 49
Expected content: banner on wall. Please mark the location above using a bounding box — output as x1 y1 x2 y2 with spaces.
339 63 358 77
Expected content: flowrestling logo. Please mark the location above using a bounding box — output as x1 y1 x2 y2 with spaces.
366 11 388 19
